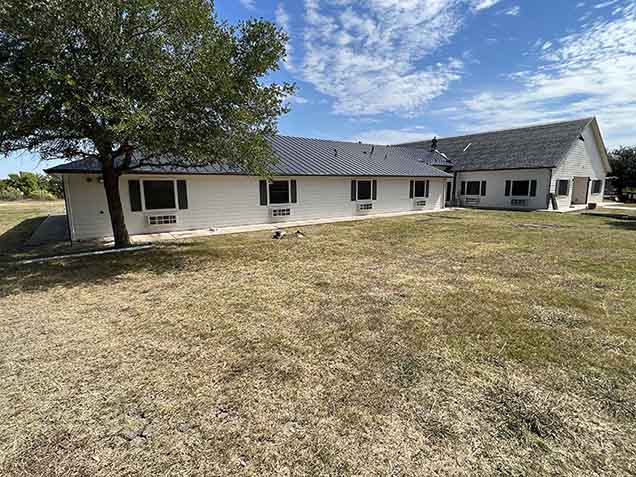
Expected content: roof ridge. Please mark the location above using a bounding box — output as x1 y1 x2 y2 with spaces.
398 117 595 146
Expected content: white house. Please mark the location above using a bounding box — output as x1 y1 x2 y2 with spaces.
46 117 611 242
401 117 611 211
46 139 452 241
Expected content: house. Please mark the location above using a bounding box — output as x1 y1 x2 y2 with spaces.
401 117 611 211
45 139 452 241
46 117 611 242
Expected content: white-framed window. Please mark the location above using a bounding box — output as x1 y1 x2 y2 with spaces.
505 180 537 197
591 180 603 195
259 179 297 206
129 179 188 212
351 179 377 201
460 180 486 196
556 179 569 196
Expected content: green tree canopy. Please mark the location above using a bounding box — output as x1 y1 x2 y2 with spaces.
0 0 294 246
609 146 636 195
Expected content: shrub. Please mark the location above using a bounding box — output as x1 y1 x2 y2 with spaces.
27 189 58 201
0 186 24 201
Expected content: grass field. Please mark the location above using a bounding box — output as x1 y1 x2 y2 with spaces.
1 204 635 475
0 200 65 259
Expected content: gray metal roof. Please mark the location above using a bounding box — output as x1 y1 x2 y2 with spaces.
400 118 594 172
45 136 452 178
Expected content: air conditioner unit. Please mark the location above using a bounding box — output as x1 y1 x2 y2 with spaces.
270 207 292 218
146 214 177 226
464 197 480 205
357 202 373 213
414 200 427 209
510 199 528 207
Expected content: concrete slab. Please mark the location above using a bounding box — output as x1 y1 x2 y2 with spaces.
26 215 70 245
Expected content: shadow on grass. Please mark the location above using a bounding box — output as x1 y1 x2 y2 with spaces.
0 242 202 298
0 216 48 254
607 220 636 231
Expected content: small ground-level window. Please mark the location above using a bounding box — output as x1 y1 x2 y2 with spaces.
591 180 603 194
557 179 570 196
269 180 290 204
466 181 481 196
144 180 176 210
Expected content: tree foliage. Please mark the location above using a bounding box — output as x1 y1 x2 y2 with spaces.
0 172 64 200
609 146 636 194
0 0 293 244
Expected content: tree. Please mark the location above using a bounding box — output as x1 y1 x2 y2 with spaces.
0 0 293 247
609 146 636 197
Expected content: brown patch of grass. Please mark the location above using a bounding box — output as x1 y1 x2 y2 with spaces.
1 207 636 475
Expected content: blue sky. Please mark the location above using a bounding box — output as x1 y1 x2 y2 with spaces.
3 0 635 178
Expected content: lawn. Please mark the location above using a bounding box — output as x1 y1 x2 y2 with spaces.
0 200 65 259
1 205 635 475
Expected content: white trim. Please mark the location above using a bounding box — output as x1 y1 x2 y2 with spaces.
267 179 292 206
138 178 180 213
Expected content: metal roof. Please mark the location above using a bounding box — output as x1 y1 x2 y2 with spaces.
45 135 452 178
400 117 595 172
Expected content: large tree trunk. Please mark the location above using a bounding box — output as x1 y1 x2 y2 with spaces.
101 157 131 248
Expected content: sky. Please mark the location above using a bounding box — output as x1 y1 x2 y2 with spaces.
3 0 635 178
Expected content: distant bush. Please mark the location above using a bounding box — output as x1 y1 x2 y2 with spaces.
0 172 64 200
27 189 58 201
0 186 25 201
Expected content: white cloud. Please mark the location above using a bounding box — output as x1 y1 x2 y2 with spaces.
275 3 294 71
470 0 502 11
300 0 476 116
457 4 636 147
240 0 256 9
348 128 435 145
286 94 309 105
502 6 521 16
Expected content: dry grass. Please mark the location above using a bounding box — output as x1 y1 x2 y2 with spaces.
1 206 636 475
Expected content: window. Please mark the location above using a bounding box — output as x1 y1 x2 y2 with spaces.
592 180 603 194
511 180 530 196
269 180 290 204
466 181 481 196
129 179 188 212
143 180 176 210
557 179 570 196
351 180 377 201
414 180 425 198
357 180 372 200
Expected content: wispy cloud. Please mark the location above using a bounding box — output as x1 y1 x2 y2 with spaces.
275 3 294 71
239 0 256 9
457 4 636 146
349 127 435 145
502 6 521 16
298 0 503 117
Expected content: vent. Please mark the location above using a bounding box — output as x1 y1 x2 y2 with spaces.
414 200 427 208
511 199 528 207
464 197 480 205
357 202 373 212
270 207 291 217
146 215 177 226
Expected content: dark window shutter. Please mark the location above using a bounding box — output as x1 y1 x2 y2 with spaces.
460 181 466 196
129 180 142 212
372 180 377 200
530 180 537 197
259 180 268 206
351 180 357 201
290 180 297 203
409 180 414 199
505 180 511 197
177 180 188 209
481 181 487 196
425 180 430 198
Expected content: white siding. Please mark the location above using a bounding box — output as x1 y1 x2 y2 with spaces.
550 122 609 210
456 169 551 210
64 174 449 241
